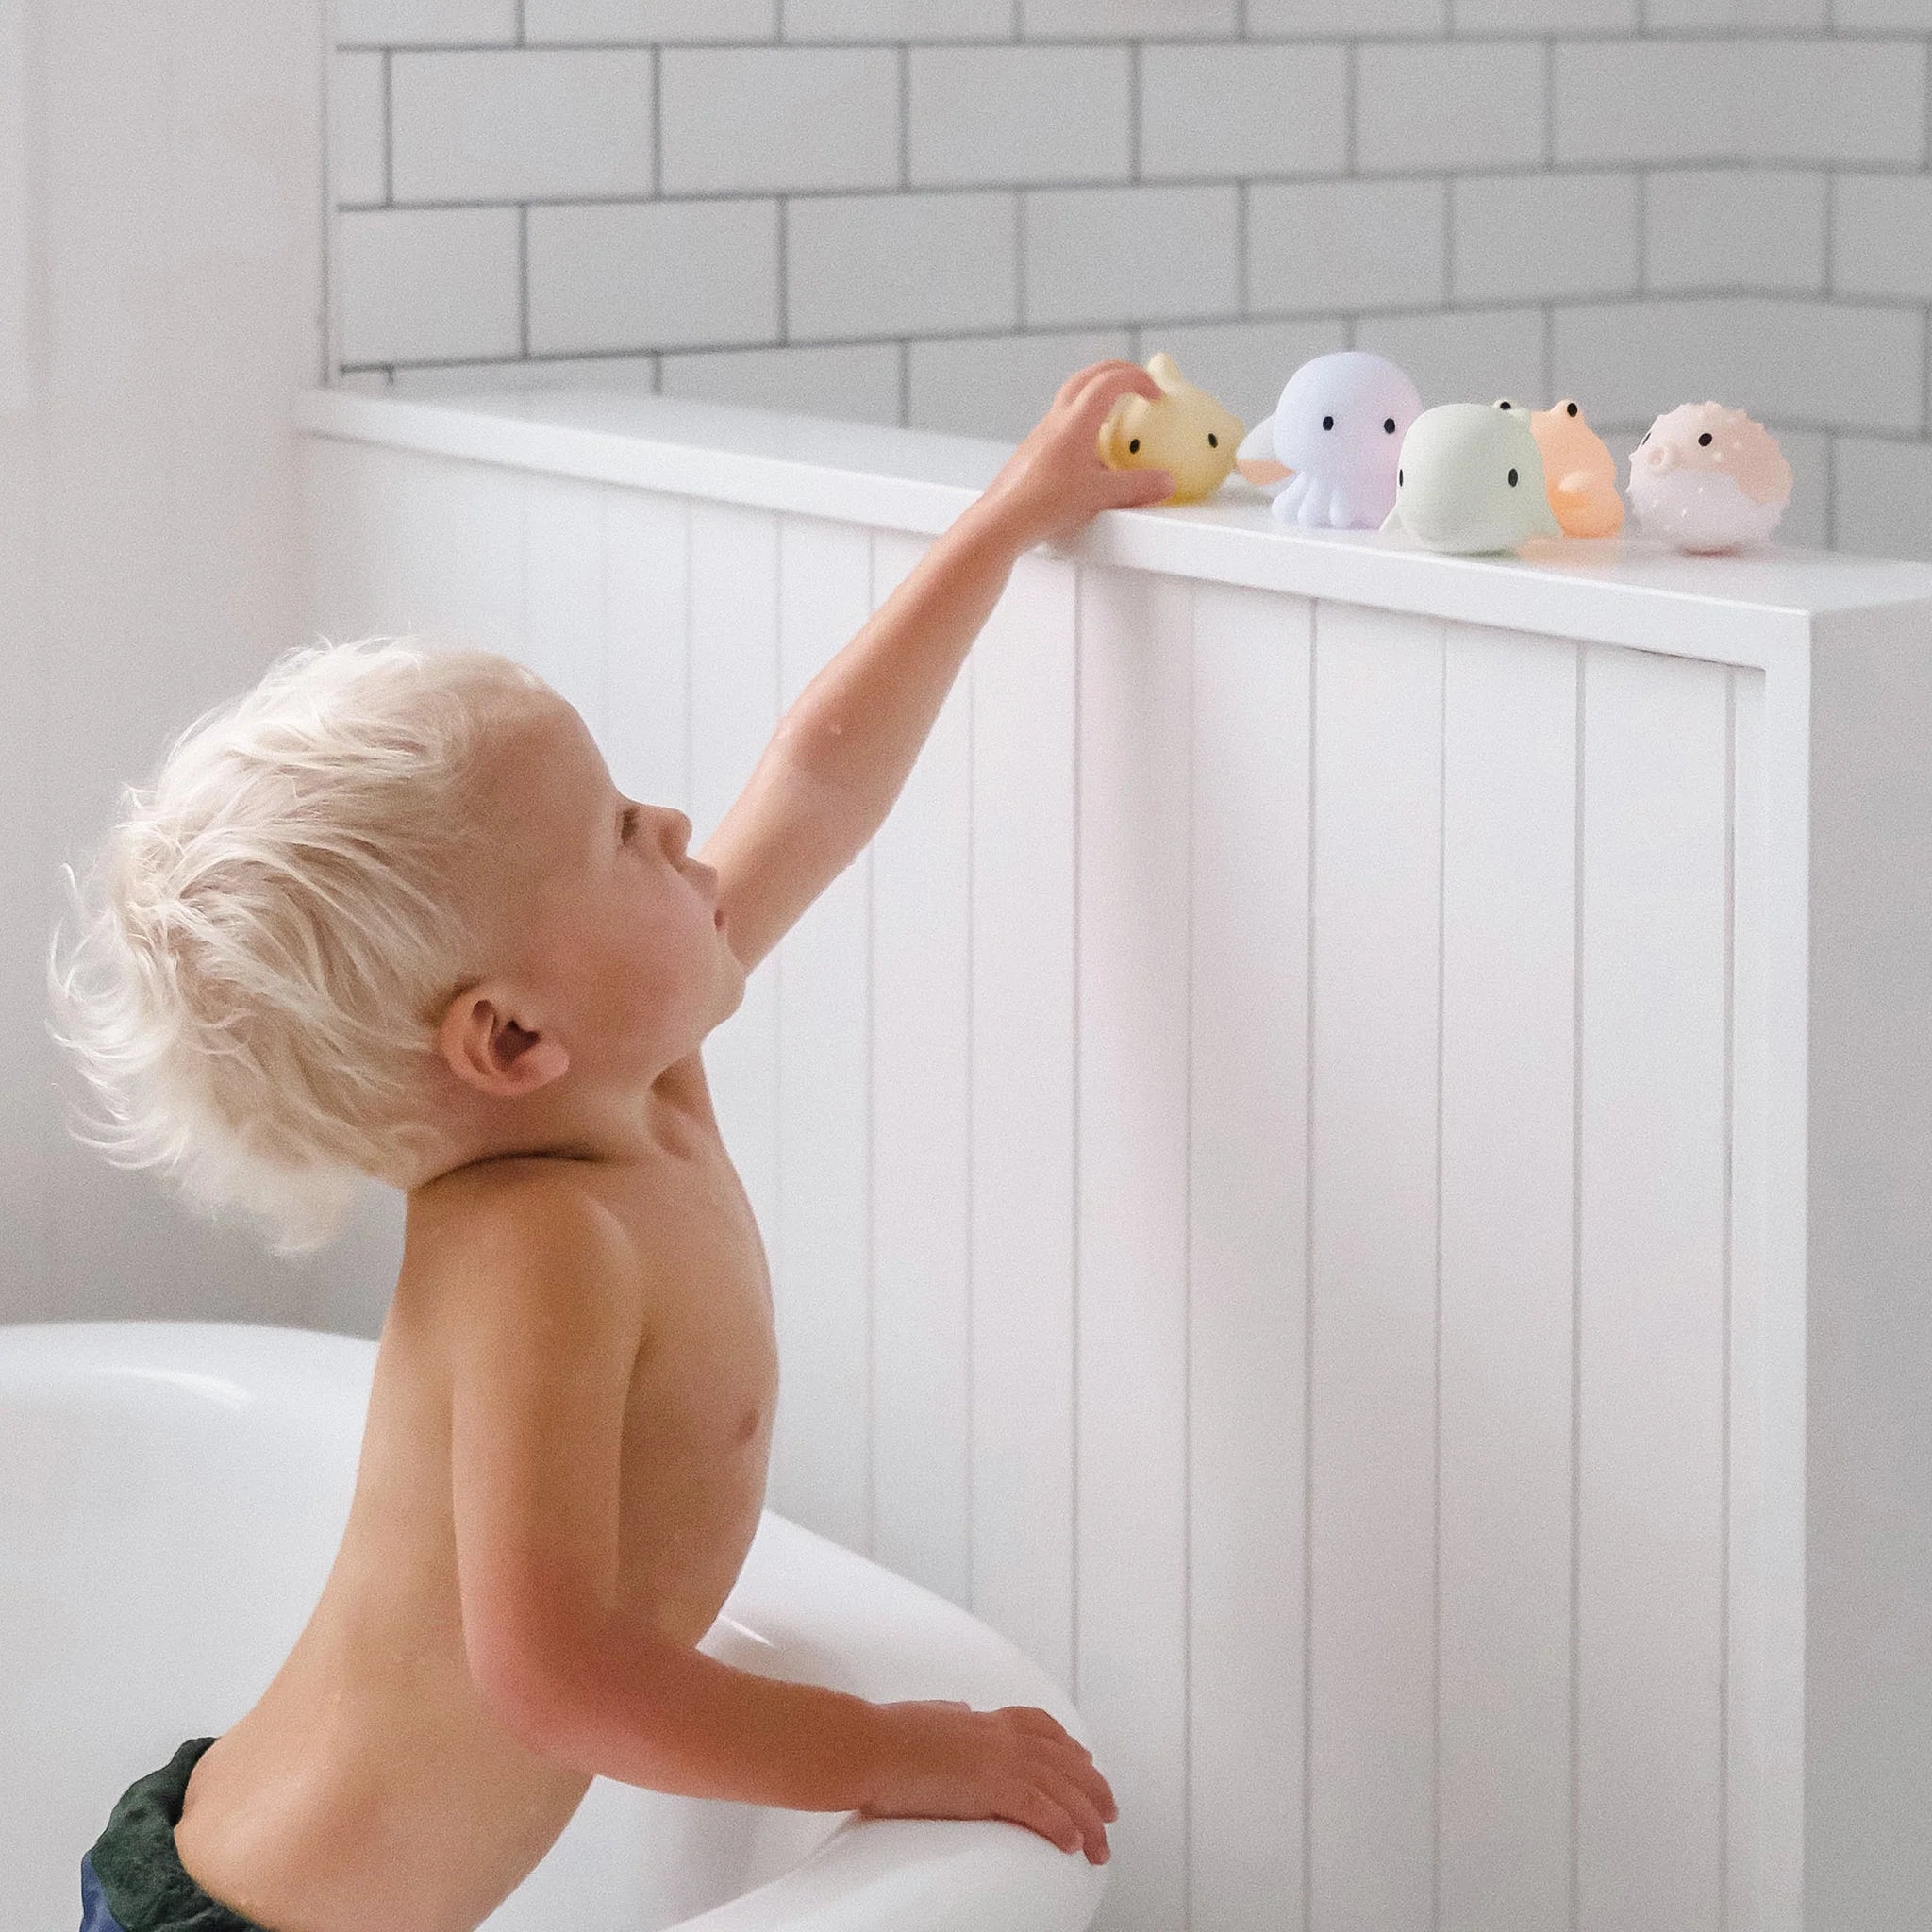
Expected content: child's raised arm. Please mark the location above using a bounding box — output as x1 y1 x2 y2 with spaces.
694 360 1174 976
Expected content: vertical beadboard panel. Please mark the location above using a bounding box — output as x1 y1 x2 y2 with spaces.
524 473 608 738
1437 624 1579 1932
1307 599 1443 1932
689 500 783 1244
867 530 974 1598
604 490 691 813
1186 582 1311 1932
969 550 1080 1695
1727 667 1779 1932
1577 642 1730 1932
1075 564 1193 1932
770 515 875 1550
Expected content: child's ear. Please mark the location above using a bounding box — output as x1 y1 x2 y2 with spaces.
438 985 570 1096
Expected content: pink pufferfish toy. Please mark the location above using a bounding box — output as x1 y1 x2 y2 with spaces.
1627 402 1793 553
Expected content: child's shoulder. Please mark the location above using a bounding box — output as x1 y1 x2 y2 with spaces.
402 1159 642 1314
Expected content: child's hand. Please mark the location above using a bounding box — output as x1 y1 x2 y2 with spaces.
972 360 1177 553
857 1697 1118 1864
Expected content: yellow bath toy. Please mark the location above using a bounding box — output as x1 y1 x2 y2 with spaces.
1519 396 1624 537
1097 352 1243 504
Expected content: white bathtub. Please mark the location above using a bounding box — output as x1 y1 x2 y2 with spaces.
0 1320 1110 1932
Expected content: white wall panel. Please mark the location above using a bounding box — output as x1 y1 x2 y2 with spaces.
522 473 608 734
303 441 527 659
1577 642 1730 1932
1185 581 1310 1932
866 531 974 1597
1725 668 1786 1932
967 551 1081 1695
1307 598 1443 1932
769 517 875 1549
688 501 783 1245
300 439 1893 1930
1074 564 1193 1932
602 490 691 812
1437 624 1579 1932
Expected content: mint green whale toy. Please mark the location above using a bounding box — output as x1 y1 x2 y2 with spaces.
1381 401 1561 553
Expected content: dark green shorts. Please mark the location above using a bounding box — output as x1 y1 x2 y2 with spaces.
80 1738 267 1932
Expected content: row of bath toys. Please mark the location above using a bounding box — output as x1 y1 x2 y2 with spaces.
1100 349 1793 556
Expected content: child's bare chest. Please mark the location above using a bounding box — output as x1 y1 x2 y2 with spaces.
605 1137 780 1646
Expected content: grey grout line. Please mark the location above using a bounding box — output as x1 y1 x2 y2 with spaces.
335 30 1932 52
331 266 1932 335
897 44 909 190
1924 36 1931 168
330 159 1928 220
1636 166 1648 296
1236 179 1249 316
1543 35 1554 168
1344 42 1357 174
777 197 790 345
1920 306 1932 442
651 45 662 198
1015 191 1028 330
1823 170 1837 298
1824 432 1838 549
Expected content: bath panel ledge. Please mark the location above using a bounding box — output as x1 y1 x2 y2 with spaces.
294 385 1932 671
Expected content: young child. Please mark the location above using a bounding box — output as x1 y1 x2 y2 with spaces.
51 359 1174 1932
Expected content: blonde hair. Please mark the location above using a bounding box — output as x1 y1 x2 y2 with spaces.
46 634 550 1257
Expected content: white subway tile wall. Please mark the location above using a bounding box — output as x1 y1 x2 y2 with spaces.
330 1 1932 553
908 45 1134 186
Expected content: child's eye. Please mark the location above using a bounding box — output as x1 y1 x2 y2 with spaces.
621 806 641 843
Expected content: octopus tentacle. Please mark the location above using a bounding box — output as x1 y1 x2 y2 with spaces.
1271 472 1312 524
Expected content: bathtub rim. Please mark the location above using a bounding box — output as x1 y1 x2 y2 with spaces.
0 1316 1110 1932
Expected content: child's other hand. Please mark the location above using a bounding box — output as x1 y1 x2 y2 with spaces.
857 1697 1118 1864
973 360 1176 553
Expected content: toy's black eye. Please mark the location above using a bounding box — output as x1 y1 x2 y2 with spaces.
1566 401 1579 417
1322 415 1334 430
1397 469 1404 486
1497 399 1512 409
1207 432 1217 447
1507 469 1519 487
1383 417 1396 433
1698 431 1712 445
1639 430 1649 444
1129 438 1140 453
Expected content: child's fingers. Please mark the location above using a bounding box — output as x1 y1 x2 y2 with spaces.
1106 466 1175 508
1067 362 1165 441
1053 358 1149 413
